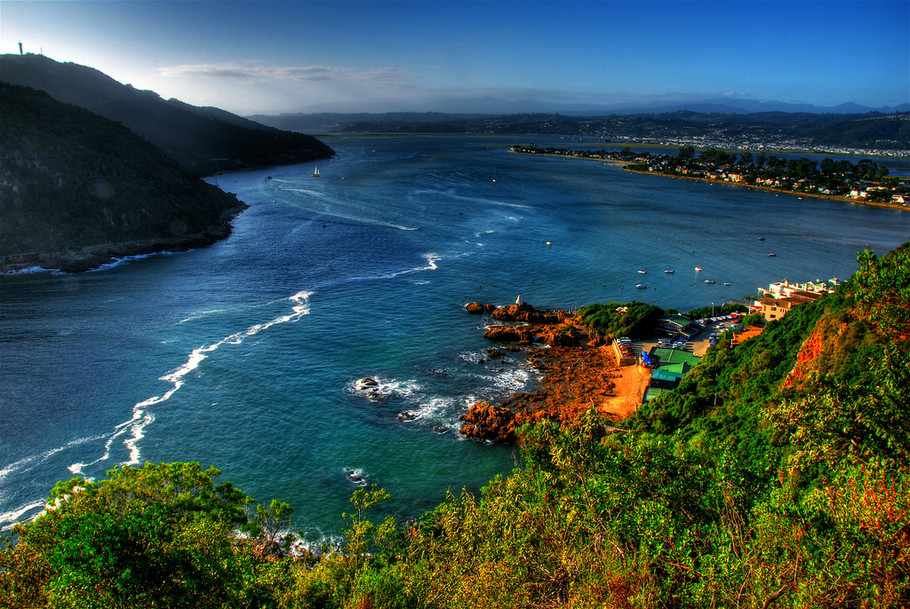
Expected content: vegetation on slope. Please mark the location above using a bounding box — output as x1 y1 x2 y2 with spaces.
2 243 908 607
0 82 247 271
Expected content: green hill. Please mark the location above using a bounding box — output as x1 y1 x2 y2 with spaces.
0 82 248 272
2 243 908 607
0 54 334 176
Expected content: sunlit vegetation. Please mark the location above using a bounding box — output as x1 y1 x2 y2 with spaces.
3 243 909 608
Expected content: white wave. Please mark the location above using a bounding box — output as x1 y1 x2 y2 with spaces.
0 434 104 483
0 265 59 275
348 376 420 402
177 308 227 324
68 290 314 474
0 501 45 531
343 467 369 488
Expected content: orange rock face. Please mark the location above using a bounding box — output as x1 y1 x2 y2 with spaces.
465 302 485 314
461 305 620 443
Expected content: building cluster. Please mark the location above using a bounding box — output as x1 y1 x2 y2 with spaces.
511 145 910 206
751 278 840 321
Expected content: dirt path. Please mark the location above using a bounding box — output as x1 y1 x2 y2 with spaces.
600 361 651 420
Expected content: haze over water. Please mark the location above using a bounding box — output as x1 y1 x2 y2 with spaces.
2 136 908 539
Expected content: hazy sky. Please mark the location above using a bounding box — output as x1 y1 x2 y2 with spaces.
2 1 908 115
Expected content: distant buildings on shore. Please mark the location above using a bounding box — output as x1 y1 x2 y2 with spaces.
752 278 840 321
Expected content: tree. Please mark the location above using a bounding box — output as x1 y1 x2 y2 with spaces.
0 462 288 609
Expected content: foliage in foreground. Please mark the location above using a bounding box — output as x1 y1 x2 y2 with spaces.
3 244 909 608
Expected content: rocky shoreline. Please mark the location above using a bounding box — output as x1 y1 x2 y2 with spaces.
1 197 248 274
460 301 624 443
0 216 244 274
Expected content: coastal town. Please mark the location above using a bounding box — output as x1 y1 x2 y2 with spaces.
461 273 843 440
511 144 910 207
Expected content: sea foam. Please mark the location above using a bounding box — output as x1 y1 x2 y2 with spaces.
68 290 314 475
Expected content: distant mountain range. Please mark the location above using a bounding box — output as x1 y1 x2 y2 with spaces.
250 110 910 151
293 95 909 117
0 53 334 176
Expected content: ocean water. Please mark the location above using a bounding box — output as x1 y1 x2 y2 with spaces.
2 136 908 539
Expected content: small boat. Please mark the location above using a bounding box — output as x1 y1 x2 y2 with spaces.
635 283 647 289
664 269 674 274
637 269 647 274
704 279 715 284
723 282 730 286
545 241 552 246
768 253 776 257
313 166 320 178
695 266 702 271
758 237 765 241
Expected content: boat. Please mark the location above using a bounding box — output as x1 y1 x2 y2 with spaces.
704 279 715 284
768 253 776 257
694 266 702 271
723 282 730 286
637 269 647 274
635 283 647 289
313 166 320 178
758 237 765 241
664 269 674 274
545 241 552 246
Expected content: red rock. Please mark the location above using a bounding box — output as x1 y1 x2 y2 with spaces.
483 326 532 343
465 302 485 314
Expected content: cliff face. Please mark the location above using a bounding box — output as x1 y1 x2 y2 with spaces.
0 54 334 175
0 83 247 272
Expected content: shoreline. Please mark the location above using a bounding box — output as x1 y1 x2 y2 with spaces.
0 225 241 275
510 148 907 211
621 167 908 211
460 303 646 443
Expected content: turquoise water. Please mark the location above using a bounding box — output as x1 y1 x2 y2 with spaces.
2 136 908 540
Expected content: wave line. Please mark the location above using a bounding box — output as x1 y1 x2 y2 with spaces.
68 290 314 475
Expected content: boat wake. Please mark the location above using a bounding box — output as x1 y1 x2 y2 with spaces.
281 187 419 231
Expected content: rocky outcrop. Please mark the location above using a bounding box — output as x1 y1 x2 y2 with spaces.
783 320 850 389
461 303 619 443
484 326 534 344
465 302 486 314
460 402 518 443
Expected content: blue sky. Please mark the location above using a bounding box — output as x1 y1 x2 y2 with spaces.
2 1 908 115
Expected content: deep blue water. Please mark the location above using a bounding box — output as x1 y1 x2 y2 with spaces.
2 136 908 540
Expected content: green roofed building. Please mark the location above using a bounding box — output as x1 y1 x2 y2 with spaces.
656 315 700 339
650 347 702 370
643 347 702 398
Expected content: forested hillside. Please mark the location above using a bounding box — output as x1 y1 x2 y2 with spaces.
0 82 247 272
2 242 908 607
0 54 334 176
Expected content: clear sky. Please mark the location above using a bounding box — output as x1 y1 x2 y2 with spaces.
2 0 908 115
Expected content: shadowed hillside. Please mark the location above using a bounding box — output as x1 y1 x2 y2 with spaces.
0 82 248 272
0 54 335 176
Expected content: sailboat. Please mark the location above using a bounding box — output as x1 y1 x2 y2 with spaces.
313 166 320 178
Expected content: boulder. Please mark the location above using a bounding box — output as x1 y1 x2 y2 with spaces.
460 401 517 443
465 302 485 314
